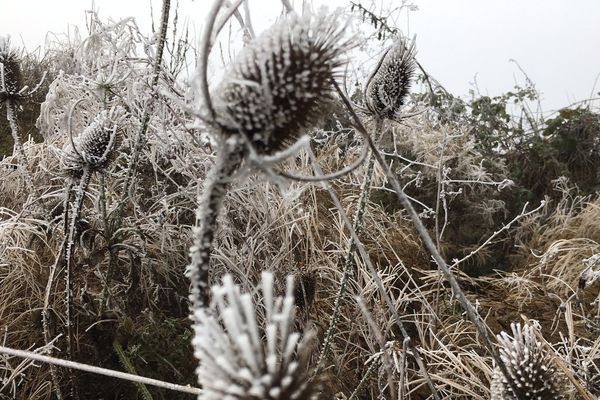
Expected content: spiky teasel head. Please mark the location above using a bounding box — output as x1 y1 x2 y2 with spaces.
0 37 22 100
62 106 127 175
212 10 355 154
365 36 416 120
192 272 317 400
491 323 568 400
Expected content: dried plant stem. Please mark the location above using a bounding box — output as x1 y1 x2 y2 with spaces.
5 99 34 193
398 336 410 400
188 137 244 309
332 80 522 398
0 345 202 396
450 200 545 268
316 118 383 372
307 148 441 400
41 177 77 400
113 340 154 400
62 167 91 400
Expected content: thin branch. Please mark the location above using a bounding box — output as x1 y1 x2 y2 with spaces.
198 0 225 122
0 346 202 396
451 201 545 268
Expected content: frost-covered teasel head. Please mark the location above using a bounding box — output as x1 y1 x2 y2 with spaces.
193 272 316 400
0 37 23 100
491 323 567 400
62 105 127 174
211 10 354 154
365 36 416 120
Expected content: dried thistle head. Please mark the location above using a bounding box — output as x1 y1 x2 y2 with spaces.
365 36 416 120
0 37 23 99
212 10 354 154
193 272 316 400
62 105 127 174
491 323 568 400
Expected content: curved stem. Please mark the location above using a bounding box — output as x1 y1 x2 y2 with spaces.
187 137 244 310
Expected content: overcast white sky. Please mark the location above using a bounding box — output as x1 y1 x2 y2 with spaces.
2 0 600 112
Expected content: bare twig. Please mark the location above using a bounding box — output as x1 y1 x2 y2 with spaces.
0 345 202 396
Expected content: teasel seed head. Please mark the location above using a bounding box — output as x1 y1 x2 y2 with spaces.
193 272 316 400
491 323 567 400
0 37 22 99
62 106 127 175
365 36 416 120
212 10 354 154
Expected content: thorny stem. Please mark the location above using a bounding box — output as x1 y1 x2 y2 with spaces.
187 137 244 309
434 128 448 251
332 80 525 399
347 357 379 400
42 179 74 400
316 117 383 372
63 167 92 400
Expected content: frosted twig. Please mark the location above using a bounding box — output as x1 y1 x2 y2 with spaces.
0 345 202 396
198 0 224 122
451 200 545 268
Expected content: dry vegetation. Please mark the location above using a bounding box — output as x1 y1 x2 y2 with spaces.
0 1 599 399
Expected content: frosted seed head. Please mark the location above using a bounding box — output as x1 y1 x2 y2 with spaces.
365 36 416 120
0 37 22 98
62 105 127 175
193 272 317 400
490 323 568 400
211 9 355 155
